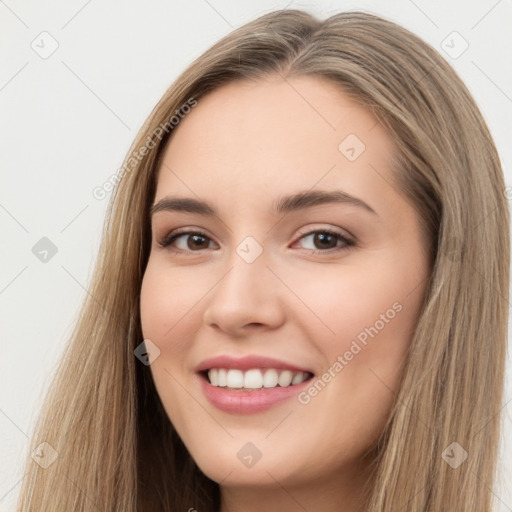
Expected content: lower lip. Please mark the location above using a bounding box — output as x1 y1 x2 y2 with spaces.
197 373 312 414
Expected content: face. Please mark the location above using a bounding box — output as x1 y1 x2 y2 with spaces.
140 75 430 494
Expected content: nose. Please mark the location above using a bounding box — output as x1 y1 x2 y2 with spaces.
202 248 286 336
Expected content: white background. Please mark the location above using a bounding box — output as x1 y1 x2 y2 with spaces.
1 1 511 510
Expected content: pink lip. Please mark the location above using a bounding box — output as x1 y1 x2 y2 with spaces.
196 373 312 414
194 355 314 414
195 354 313 373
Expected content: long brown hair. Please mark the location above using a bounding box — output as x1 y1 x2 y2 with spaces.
17 9 509 511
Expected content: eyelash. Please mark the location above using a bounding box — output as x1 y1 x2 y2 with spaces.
158 227 355 256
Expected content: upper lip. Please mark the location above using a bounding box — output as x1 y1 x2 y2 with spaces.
195 355 314 374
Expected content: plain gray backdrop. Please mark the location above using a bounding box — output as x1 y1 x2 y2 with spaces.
1 1 511 510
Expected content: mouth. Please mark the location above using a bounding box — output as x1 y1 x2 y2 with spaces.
199 368 315 391
195 355 316 413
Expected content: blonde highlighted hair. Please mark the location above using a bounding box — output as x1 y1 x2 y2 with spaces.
17 9 509 511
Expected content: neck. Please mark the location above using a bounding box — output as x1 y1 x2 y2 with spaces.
218 459 372 512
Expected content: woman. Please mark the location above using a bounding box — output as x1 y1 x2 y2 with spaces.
17 9 509 512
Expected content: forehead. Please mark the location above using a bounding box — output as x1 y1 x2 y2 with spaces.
154 75 399 213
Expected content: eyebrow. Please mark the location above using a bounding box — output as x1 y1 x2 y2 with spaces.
150 190 378 218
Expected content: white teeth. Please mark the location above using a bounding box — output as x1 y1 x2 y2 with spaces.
244 369 263 389
217 369 227 387
263 369 279 388
206 368 310 389
209 368 218 386
226 369 244 388
278 370 293 387
292 372 307 385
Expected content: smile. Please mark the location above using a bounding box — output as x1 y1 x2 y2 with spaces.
206 368 312 390
195 355 315 413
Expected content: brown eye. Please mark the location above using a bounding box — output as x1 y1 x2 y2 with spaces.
312 232 339 250
185 234 210 250
296 229 354 253
160 231 215 251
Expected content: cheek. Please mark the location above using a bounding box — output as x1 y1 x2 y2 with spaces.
140 260 204 353
283 255 423 353
288 257 425 434
139 258 216 417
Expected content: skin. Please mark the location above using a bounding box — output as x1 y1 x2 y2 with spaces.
140 75 431 512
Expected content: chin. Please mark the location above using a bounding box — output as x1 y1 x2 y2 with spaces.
183 438 322 489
